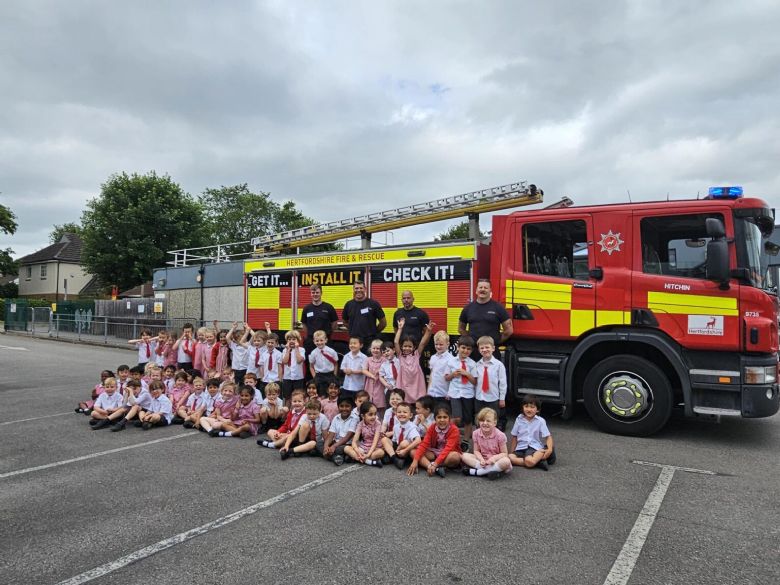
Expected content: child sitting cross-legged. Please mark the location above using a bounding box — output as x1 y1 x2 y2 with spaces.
279 399 330 460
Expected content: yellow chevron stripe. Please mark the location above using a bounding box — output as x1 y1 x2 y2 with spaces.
647 291 738 316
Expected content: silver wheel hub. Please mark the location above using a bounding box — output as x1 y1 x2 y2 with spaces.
601 373 650 418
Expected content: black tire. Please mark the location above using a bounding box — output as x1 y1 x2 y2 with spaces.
583 354 672 436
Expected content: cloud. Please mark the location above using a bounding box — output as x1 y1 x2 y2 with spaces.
1 0 779 260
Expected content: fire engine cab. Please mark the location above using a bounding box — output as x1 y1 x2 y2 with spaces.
492 186 778 435
243 183 779 436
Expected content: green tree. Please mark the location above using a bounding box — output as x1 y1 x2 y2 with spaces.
81 172 204 291
199 184 337 255
0 199 18 276
49 222 83 244
434 219 484 241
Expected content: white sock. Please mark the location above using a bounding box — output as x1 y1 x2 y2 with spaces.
487 463 502 473
365 459 376 465
220 431 230 437
475 467 489 476
264 441 276 448
467 468 478 476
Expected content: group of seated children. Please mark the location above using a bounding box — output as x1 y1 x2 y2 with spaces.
77 320 555 477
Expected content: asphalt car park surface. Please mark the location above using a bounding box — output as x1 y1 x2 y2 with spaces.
1 334 778 585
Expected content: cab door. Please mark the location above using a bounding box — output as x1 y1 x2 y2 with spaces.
630 209 739 351
505 213 596 340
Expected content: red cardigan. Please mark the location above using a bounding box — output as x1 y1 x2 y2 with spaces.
414 423 462 466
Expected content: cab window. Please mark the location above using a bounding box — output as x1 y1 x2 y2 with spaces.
522 220 589 281
640 213 724 279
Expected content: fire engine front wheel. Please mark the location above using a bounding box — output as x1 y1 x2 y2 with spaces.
583 355 673 436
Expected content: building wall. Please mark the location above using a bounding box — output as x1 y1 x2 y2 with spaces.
165 286 244 323
19 262 92 299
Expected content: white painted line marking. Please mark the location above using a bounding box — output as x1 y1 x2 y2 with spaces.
632 459 717 475
0 433 193 479
0 344 28 350
55 464 362 585
0 411 71 426
603 462 715 585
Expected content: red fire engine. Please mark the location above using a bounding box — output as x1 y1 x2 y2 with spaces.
244 183 778 435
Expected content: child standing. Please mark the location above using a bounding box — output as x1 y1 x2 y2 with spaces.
210 386 261 438
508 394 555 471
198 328 216 375
172 323 196 370
341 337 369 399
246 330 266 384
364 339 386 410
408 404 462 477
128 329 156 369
279 399 330 459
259 333 282 388
308 330 339 395
226 322 251 385
280 330 306 402
345 401 385 467
462 408 512 479
210 327 230 373
379 341 399 395
394 319 433 403
427 330 454 408
474 336 507 419
323 396 358 466
445 335 478 441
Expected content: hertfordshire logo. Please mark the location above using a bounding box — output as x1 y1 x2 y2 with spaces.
598 230 624 256
688 315 724 336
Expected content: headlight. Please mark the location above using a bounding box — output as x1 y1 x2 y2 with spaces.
744 366 777 384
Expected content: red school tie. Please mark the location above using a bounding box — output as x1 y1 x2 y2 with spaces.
388 415 395 433
255 349 260 368
310 421 316 441
268 352 273 372
391 361 398 380
481 363 489 393
398 426 404 443
145 342 151 358
461 360 468 384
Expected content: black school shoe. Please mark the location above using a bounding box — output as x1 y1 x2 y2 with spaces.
435 467 446 478
91 419 110 430
133 420 144 428
88 419 99 426
171 416 184 425
280 449 291 461
487 470 502 480
394 457 406 470
536 459 549 471
110 421 126 432
238 431 250 439
332 454 345 466
182 421 195 429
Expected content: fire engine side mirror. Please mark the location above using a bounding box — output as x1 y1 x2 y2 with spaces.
706 239 730 288
705 217 726 239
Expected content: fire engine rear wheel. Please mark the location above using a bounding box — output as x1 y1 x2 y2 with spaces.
583 355 672 436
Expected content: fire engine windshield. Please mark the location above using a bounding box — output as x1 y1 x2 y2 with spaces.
734 207 775 289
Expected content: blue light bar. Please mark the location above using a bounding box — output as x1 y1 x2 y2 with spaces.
708 186 743 199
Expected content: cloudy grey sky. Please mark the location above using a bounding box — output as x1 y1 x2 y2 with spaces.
2 0 779 259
